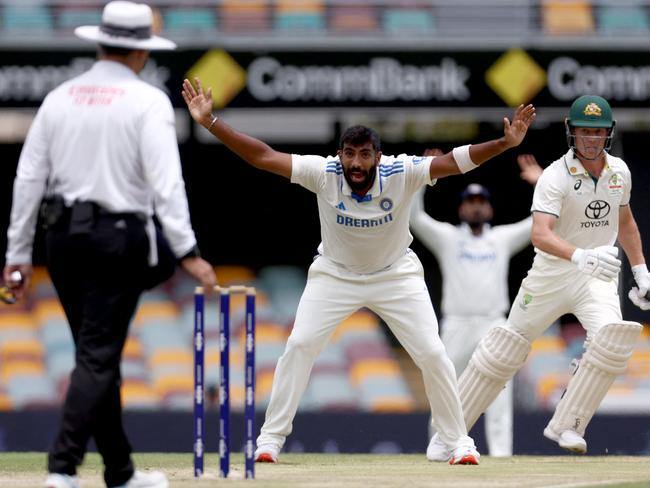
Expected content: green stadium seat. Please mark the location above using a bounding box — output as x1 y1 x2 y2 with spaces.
598 5 649 34
3 5 53 32
57 8 102 30
163 8 216 32
383 9 435 34
275 11 325 31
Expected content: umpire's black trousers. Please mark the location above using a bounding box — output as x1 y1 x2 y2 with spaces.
46 210 149 487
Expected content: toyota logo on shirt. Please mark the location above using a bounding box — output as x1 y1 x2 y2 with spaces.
585 200 610 219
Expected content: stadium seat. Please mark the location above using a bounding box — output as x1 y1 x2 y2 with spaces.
163 8 216 33
383 8 435 34
2 5 53 32
274 0 324 31
57 7 102 31
219 1 270 33
542 0 595 35
597 5 649 34
433 0 529 36
329 3 378 33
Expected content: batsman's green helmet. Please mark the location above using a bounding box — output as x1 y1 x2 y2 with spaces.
567 95 614 129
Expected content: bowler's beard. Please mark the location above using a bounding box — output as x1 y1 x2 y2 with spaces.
344 165 377 193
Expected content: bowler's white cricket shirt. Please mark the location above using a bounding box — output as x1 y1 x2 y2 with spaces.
531 149 631 264
6 60 197 264
410 190 531 317
291 153 434 274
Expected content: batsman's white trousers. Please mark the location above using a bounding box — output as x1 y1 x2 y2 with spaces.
257 251 474 451
506 259 622 342
441 315 513 457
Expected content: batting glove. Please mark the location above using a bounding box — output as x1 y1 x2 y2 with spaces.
571 246 621 282
632 264 650 296
628 287 650 311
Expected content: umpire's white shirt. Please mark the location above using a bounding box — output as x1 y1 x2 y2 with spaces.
291 154 433 274
410 190 531 317
6 60 196 264
531 149 631 267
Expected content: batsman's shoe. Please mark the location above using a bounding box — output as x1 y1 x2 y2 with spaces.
543 427 587 454
115 470 168 488
449 446 480 465
426 434 451 462
44 473 80 488
255 443 280 463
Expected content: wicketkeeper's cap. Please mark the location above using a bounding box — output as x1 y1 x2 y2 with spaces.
460 183 491 202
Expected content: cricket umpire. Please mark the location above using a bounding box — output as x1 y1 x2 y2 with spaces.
3 2 216 487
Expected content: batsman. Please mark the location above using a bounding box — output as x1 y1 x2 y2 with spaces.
428 95 649 459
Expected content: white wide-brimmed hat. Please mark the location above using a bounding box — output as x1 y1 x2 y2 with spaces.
75 1 176 51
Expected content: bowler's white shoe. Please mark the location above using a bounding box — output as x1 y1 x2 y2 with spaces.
44 473 80 488
116 470 168 488
426 434 451 462
543 427 587 454
254 443 280 463
449 446 480 465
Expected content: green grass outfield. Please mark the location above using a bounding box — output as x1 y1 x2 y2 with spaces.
2 453 650 488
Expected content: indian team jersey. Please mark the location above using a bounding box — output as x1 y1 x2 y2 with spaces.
531 149 631 264
291 153 434 274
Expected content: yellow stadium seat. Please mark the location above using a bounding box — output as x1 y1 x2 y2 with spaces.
121 381 159 406
123 337 143 360
0 338 44 360
0 312 36 330
331 311 379 342
276 0 324 14
530 335 565 355
349 359 401 386
0 393 13 411
33 298 66 323
153 375 193 396
536 373 568 402
134 301 178 325
1 360 45 382
368 396 415 413
256 369 275 398
149 348 192 367
254 321 287 342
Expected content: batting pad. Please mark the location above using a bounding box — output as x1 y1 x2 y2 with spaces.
458 327 531 430
546 321 642 436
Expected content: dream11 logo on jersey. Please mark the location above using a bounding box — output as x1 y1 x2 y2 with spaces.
581 200 611 228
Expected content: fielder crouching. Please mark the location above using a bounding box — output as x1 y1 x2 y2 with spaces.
428 95 648 458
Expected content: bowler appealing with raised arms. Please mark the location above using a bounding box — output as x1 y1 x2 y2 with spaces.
182 77 535 465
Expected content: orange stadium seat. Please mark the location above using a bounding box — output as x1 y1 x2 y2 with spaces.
330 2 378 33
543 0 595 35
220 0 270 32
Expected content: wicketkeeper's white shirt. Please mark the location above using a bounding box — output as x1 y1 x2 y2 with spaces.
6 60 197 264
291 153 433 274
410 189 532 317
531 149 631 265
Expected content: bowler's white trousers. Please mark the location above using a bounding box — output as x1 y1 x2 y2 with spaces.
441 315 513 456
257 251 474 451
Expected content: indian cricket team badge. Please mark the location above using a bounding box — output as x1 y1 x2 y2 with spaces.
519 293 533 311
379 198 393 211
607 173 624 196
